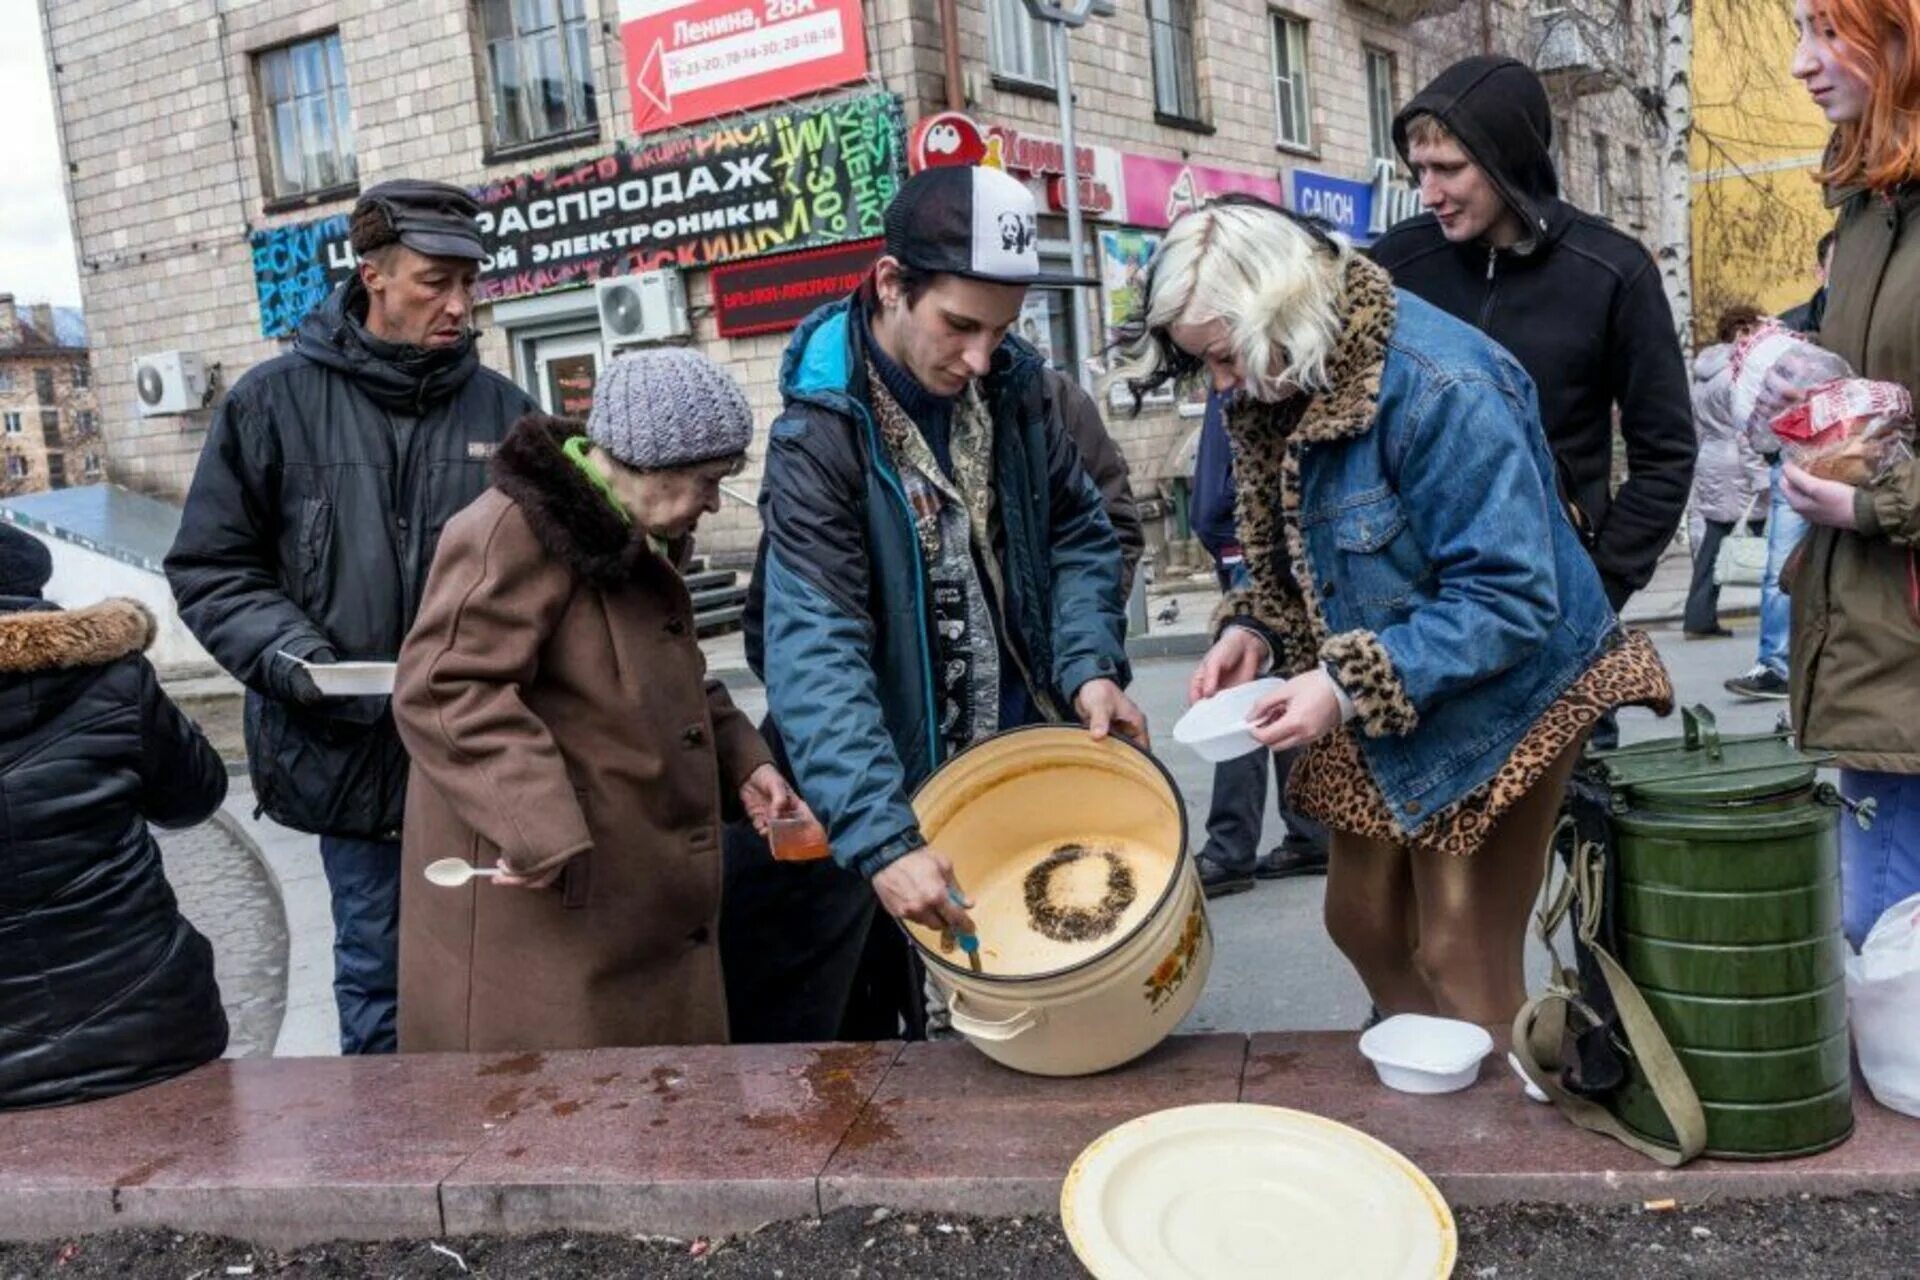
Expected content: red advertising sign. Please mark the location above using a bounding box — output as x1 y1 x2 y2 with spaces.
620 0 869 136
711 238 883 337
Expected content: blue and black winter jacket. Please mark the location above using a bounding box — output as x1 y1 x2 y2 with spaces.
743 299 1129 879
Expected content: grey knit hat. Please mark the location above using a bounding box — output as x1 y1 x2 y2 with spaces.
586 348 754 471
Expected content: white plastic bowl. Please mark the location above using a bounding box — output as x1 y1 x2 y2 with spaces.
1172 678 1286 763
1358 1014 1494 1095
306 660 398 697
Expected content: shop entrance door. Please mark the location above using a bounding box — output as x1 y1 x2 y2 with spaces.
532 331 604 419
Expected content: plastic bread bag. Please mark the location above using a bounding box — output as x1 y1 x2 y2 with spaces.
1730 320 1854 455
1770 377 1915 487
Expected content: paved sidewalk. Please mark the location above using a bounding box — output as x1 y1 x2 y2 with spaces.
0 1035 1912 1248
155 823 287 1059
214 784 339 1058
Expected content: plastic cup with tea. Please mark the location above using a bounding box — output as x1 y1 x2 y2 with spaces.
769 814 831 862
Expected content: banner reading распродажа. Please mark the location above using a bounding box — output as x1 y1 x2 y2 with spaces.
248 90 906 339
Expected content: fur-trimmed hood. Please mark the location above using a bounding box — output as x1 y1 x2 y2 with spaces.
490 413 683 590
0 598 157 674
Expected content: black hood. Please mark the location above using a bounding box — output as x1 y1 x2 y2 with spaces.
293 278 480 414
1394 56 1562 242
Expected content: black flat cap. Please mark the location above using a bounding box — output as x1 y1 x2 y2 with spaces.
353 179 487 261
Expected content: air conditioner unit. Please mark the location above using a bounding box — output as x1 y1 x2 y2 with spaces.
132 350 209 416
596 270 691 345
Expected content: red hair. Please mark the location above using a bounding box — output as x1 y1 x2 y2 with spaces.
1813 0 1920 190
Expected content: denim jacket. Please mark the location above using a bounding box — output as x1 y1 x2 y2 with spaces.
1221 261 1618 830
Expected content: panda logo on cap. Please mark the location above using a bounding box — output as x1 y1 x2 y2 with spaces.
999 211 1037 255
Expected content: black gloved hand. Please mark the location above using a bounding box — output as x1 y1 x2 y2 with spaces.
270 645 336 708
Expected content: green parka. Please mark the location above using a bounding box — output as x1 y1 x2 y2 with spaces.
1791 181 1920 773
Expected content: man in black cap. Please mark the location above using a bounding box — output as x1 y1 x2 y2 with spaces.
1371 58 1693 624
722 165 1143 1043
166 179 536 1054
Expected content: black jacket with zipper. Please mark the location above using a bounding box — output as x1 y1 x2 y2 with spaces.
1370 56 1694 607
165 280 536 839
0 596 229 1110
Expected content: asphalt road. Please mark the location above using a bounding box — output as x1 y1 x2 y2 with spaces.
718 623 1789 1035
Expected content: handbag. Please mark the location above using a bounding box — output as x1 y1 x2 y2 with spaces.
1713 495 1768 587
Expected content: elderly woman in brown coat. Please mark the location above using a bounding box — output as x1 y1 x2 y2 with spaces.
394 349 802 1051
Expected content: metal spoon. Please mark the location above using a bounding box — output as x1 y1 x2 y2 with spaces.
423 857 504 888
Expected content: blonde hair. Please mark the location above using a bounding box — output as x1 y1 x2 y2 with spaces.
1401 112 1456 151
1110 199 1351 403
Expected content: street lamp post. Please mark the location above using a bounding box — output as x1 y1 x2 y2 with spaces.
1021 0 1110 396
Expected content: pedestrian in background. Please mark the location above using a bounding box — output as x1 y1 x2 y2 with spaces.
1727 238 1835 702
1777 0 1920 946
0 524 230 1109
1188 388 1328 899
394 350 800 1051
165 181 537 1054
1683 304 1772 640
1118 197 1671 1032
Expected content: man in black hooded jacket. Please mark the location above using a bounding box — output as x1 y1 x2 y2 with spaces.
1371 56 1693 613
166 180 535 1054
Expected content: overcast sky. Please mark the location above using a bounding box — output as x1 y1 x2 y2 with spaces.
0 0 82 307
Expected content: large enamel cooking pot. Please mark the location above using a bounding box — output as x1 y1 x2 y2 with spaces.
905 726 1210 1077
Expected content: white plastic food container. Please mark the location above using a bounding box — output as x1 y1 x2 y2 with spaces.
305 660 398 696
1172 678 1285 763
1358 1014 1494 1095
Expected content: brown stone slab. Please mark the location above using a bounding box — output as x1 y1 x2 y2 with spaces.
442 1042 902 1238
819 1033 1249 1217
0 1053 528 1244
1242 1031 1920 1206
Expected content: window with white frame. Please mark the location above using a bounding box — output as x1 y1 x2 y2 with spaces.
256 32 357 200
2 413 20 436
1271 13 1312 150
6 455 27 480
0 372 12 393
84 452 101 477
1149 0 1203 122
989 0 1054 87
1365 48 1397 167
478 0 599 152
71 363 89 389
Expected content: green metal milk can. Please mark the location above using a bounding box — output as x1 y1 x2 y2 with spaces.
1589 707 1859 1160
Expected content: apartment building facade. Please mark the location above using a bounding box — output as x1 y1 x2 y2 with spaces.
38 0 1660 560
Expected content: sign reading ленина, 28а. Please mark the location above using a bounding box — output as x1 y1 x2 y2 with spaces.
247 91 906 339
619 0 869 136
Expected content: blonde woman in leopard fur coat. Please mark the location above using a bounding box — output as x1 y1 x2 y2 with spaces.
1116 197 1671 1032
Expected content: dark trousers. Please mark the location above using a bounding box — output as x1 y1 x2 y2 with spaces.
1199 747 1326 872
317 835 401 1055
1684 518 1759 634
720 819 927 1044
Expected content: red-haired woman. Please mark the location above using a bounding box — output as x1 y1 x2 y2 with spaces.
1779 0 1920 947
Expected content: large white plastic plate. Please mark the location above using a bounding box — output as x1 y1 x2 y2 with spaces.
1061 1103 1456 1280
304 660 397 696
1172 678 1285 763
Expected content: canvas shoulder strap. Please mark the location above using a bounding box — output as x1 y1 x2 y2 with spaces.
1512 820 1708 1167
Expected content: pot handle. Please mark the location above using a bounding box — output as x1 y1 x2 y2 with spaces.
947 990 1043 1042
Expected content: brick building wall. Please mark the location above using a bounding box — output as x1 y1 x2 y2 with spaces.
39 0 1662 563
0 295 100 496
